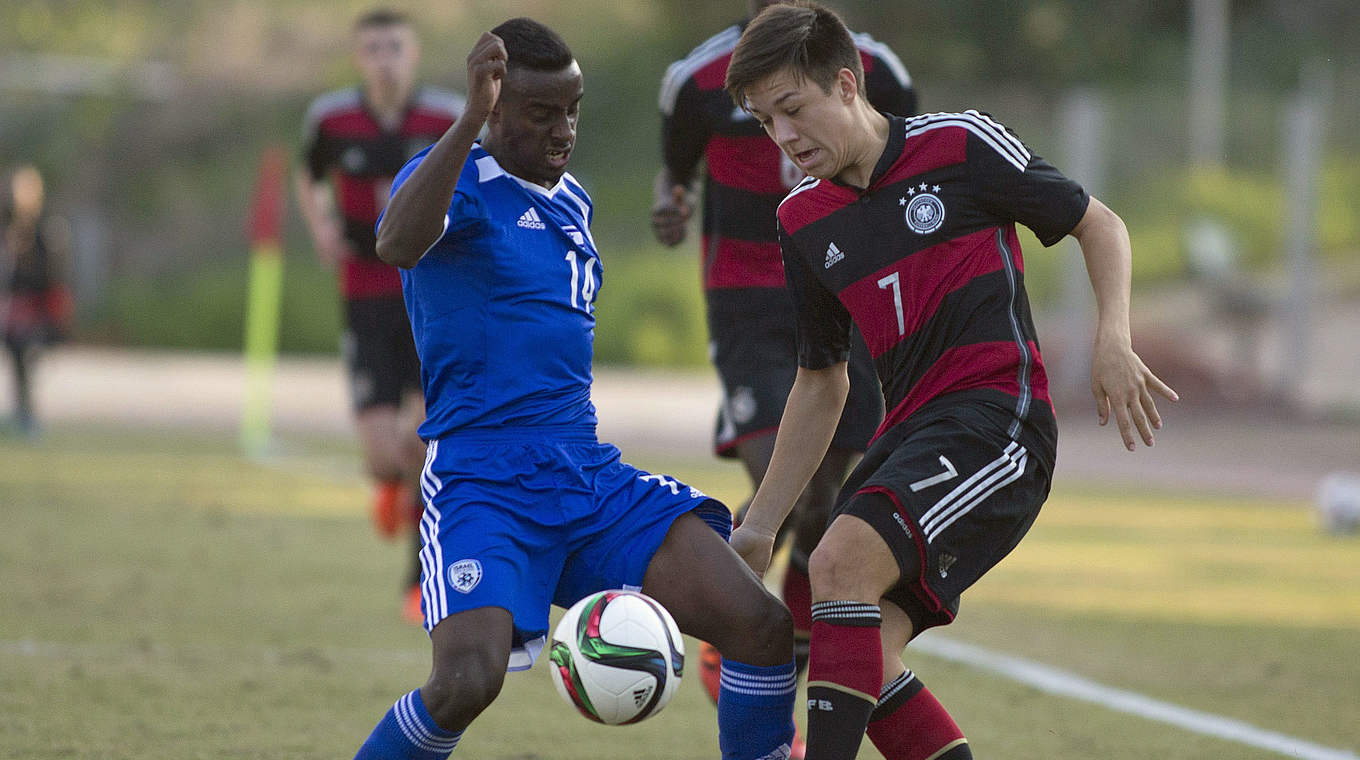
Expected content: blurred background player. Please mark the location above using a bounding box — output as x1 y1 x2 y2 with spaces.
652 0 916 725
295 8 464 623
1 164 73 439
725 4 1178 758
355 19 797 760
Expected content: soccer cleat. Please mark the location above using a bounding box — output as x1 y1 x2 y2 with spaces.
790 723 806 759
698 640 722 705
403 585 424 625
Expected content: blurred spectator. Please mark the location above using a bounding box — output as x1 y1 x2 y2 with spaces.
2 165 73 438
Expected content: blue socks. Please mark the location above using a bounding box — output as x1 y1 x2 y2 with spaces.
717 658 798 760
354 689 462 760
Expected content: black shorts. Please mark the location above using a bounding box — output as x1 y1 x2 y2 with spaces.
707 287 883 457
341 296 422 413
834 396 1057 635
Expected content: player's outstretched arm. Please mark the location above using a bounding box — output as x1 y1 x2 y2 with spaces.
731 363 849 576
376 32 506 269
1070 196 1179 450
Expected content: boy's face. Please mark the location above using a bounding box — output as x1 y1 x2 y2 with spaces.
487 61 583 188
743 66 859 181
353 23 419 100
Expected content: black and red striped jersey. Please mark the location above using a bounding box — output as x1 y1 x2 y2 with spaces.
659 23 915 291
777 111 1089 442
301 86 462 299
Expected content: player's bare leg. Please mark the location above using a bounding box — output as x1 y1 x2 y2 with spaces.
353 606 511 758
356 395 429 623
397 389 429 623
643 511 797 760
421 607 514 730
356 404 416 537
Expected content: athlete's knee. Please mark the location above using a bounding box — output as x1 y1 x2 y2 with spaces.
712 587 793 665
421 646 507 730
809 516 895 602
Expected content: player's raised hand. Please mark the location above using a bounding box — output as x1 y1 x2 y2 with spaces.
650 172 693 246
1090 337 1178 450
728 524 776 578
465 32 506 120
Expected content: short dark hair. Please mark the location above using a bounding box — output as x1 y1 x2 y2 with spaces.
353 8 411 32
491 17 574 73
724 1 864 105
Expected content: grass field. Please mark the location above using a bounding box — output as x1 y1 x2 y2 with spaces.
2 425 1358 759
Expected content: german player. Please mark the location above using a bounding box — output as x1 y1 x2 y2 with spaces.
296 9 463 622
724 4 1178 759
352 19 797 760
653 0 915 714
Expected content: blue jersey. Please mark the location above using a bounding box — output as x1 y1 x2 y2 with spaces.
392 143 602 440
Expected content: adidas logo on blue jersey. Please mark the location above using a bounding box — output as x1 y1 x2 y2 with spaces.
517 207 546 230
824 242 845 268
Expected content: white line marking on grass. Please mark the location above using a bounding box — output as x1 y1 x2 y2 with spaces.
914 635 1358 760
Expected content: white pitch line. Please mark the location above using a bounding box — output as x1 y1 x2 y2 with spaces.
913 635 1358 760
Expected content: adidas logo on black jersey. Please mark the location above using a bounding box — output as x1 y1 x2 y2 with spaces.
517 207 546 230
824 242 845 268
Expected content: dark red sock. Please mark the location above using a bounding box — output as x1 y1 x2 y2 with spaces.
782 561 812 675
866 670 971 760
805 602 883 760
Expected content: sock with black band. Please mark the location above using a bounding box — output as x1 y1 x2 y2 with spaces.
867 670 971 760
806 601 882 760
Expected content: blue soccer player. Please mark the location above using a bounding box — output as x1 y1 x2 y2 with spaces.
352 18 798 760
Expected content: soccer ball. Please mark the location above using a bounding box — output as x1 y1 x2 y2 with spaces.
548 590 684 725
1317 472 1360 535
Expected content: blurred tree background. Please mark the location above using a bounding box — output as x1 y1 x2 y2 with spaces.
2 0 1357 366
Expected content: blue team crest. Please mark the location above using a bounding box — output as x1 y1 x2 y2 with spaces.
448 559 483 594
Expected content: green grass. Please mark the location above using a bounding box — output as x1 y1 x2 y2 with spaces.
2 426 1357 759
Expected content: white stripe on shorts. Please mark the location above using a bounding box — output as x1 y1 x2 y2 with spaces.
920 441 1028 543
418 439 446 630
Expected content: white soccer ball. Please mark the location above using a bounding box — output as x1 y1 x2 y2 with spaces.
1317 472 1360 535
548 590 685 725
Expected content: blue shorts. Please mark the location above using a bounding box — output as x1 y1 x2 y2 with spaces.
416 427 729 670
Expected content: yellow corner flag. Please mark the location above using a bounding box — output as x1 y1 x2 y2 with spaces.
240 146 287 458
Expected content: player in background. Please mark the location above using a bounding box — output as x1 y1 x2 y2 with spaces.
1 164 73 439
724 4 1178 759
353 19 797 760
295 8 463 623
652 0 916 722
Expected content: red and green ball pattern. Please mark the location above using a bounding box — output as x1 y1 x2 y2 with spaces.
549 591 684 724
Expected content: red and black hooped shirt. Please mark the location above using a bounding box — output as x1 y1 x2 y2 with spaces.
301 86 462 299
660 24 916 294
777 111 1089 444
